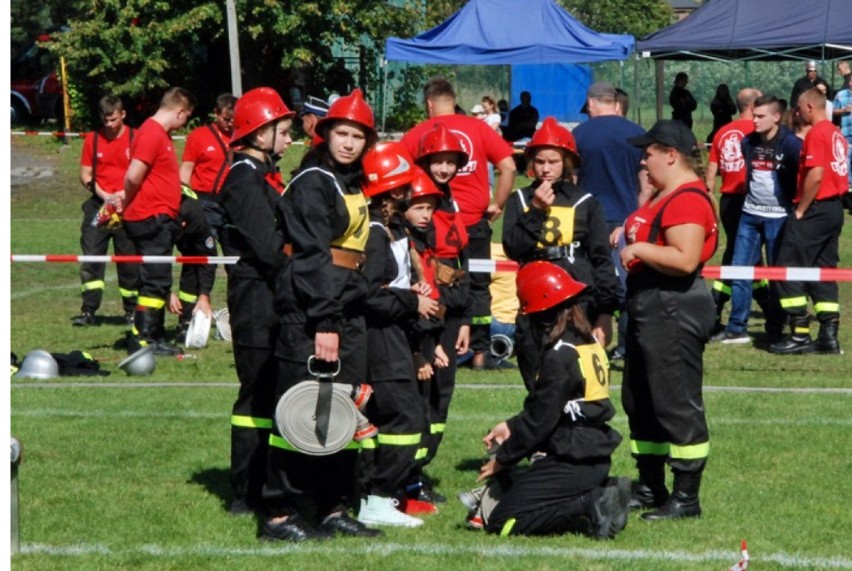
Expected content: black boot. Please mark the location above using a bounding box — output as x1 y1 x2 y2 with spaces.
629 456 669 511
769 314 814 355
132 308 182 356
642 470 702 521
815 319 841 354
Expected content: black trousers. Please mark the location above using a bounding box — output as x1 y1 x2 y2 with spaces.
360 378 425 497
418 313 462 469
776 199 844 322
622 273 714 473
466 217 493 353
79 196 139 313
123 214 176 304
485 456 610 536
712 193 746 310
265 316 366 519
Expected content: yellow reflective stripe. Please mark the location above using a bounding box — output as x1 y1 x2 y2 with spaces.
178 290 199 303
794 326 811 334
752 280 769 290
430 423 446 435
81 351 94 361
630 440 670 456
500 518 517 537
414 447 428 460
814 302 840 314
376 433 421 446
231 415 273 429
669 441 710 460
81 280 105 292
780 296 808 309
712 280 731 295
360 438 378 450
119 288 138 298
472 316 493 325
268 434 360 452
181 184 198 199
138 296 166 309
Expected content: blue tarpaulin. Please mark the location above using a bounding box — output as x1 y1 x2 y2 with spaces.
511 64 592 123
637 0 852 61
385 0 634 65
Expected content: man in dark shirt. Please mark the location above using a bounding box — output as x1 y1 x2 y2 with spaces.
790 60 827 110
669 72 697 129
505 91 539 142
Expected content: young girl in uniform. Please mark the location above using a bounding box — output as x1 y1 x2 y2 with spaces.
502 117 618 391
356 142 441 528
262 89 381 542
404 122 472 505
218 87 293 516
471 261 629 539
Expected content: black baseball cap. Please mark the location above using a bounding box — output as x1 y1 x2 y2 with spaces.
627 120 698 155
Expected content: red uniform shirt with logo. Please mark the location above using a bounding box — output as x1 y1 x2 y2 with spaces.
182 124 230 194
124 118 181 222
80 127 133 194
624 182 718 274
401 115 514 227
796 120 850 202
708 118 755 195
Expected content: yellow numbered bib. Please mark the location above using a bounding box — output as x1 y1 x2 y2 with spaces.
537 205 575 248
331 192 369 252
575 343 610 402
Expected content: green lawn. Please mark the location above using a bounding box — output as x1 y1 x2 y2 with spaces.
8 135 852 570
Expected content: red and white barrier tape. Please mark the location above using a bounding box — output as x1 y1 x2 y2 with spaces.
472 259 852 282
11 255 237 265
728 540 749 571
10 254 852 282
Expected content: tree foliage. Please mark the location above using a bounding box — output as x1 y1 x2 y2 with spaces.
561 0 672 37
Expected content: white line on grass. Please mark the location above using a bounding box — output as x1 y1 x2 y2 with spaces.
19 541 852 568
12 382 852 395
12 408 852 427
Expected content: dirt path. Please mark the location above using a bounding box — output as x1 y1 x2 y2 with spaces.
10 138 59 187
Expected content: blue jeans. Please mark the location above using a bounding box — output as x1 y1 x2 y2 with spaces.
727 212 786 334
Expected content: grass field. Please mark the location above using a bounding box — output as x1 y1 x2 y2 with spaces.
7 134 852 570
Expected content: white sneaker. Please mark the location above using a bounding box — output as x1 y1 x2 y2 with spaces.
357 495 424 528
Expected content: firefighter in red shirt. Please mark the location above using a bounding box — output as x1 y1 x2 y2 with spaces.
117 87 196 355
771 88 849 355
74 94 139 326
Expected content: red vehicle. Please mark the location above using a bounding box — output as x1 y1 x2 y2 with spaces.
11 32 64 125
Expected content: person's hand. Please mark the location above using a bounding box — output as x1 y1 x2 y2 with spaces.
486 202 503 222
483 421 510 449
609 225 624 248
620 243 642 270
592 314 613 348
477 458 503 482
417 295 440 319
417 361 434 381
194 294 213 318
795 208 805 220
315 332 339 362
412 280 432 297
167 293 182 315
456 324 471 354
532 180 555 210
434 345 449 368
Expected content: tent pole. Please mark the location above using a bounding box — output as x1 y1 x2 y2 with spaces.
655 59 665 122
633 56 640 125
381 59 388 135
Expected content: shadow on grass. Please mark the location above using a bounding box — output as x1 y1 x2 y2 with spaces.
455 457 485 473
188 466 233 512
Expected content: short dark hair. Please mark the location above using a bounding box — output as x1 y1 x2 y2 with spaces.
615 88 629 115
98 95 124 118
215 93 237 112
424 77 456 102
160 87 197 112
675 72 689 82
753 94 782 115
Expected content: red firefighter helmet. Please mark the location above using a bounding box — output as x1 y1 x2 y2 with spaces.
361 142 417 198
525 116 580 165
415 122 469 169
315 88 377 145
516 261 587 315
230 87 294 146
409 167 444 200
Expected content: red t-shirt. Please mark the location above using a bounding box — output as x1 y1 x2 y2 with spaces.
80 127 133 194
401 115 514 227
708 118 755 195
796 120 850 202
624 182 718 273
182 124 230 194
124 118 181 222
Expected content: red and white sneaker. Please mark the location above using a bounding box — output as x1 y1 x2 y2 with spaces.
466 513 484 530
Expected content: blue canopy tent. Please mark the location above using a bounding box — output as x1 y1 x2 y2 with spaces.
383 0 634 127
637 0 852 62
